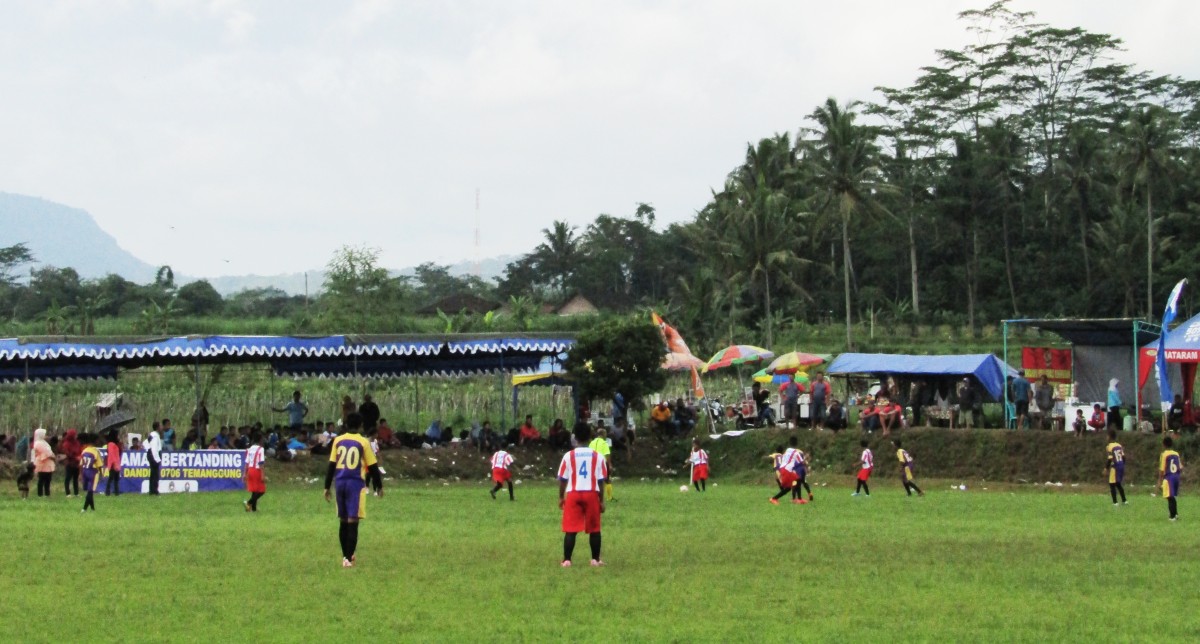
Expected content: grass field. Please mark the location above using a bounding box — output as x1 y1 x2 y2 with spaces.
3 476 1199 642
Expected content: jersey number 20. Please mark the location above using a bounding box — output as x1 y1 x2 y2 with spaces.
336 445 361 470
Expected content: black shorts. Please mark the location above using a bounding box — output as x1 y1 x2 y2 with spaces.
1016 401 1030 415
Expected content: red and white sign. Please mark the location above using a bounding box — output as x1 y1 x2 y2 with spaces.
1166 349 1200 363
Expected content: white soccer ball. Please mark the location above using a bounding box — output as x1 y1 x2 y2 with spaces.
679 485 689 492
959 484 967 491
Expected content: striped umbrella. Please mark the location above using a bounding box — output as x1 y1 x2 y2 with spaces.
703 345 775 372
765 351 827 374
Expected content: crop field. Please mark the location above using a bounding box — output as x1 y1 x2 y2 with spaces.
2 477 1198 642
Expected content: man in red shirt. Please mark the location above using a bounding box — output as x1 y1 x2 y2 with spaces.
519 415 543 446
558 424 608 567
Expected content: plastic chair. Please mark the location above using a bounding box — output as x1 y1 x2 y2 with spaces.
1005 402 1017 429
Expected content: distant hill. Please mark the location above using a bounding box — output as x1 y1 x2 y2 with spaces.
0 191 516 296
0 192 158 282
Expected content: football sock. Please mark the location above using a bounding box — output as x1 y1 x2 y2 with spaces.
863 482 869 495
605 483 613 501
700 479 706 492
589 532 602 560
507 482 514 500
1168 497 1177 519
249 492 263 510
854 480 863 494
694 481 700 491
911 483 923 495
1109 484 1118 504
338 523 349 559
347 522 359 557
83 491 94 511
1116 483 1126 503
563 532 577 561
773 487 790 501
801 481 811 496
491 483 502 497
904 482 913 496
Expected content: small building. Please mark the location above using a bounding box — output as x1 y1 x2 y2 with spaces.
554 294 599 316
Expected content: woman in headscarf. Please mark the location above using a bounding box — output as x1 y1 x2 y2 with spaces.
31 428 56 497
1107 378 1123 430
59 429 82 497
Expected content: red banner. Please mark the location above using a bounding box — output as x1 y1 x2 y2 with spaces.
1022 347 1071 383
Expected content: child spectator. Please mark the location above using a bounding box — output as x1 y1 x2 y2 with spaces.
1087 404 1106 432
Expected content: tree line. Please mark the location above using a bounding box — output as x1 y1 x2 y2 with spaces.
496 1 1200 350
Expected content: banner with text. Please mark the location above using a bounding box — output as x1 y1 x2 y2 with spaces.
1021 347 1072 383
99 449 246 494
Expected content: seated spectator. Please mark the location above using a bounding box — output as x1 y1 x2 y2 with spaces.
506 426 520 447
1072 409 1087 437
826 398 847 431
519 415 543 446
1087 404 1106 432
859 398 881 433
650 401 674 439
129 437 143 451
1168 395 1186 431
181 430 199 451
480 421 500 453
675 398 696 435
547 418 570 449
878 397 903 436
441 425 454 445
234 428 251 450
425 420 443 446
377 419 395 448
751 383 775 425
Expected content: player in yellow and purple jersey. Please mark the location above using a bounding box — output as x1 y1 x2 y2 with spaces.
893 439 924 497
324 413 383 568
1157 436 1183 521
1105 430 1127 506
79 433 102 513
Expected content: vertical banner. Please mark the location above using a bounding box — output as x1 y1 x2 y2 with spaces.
1157 279 1187 411
1021 347 1072 382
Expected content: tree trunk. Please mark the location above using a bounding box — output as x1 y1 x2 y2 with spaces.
909 211 920 319
842 216 854 350
1078 189 1092 299
763 269 773 347
1147 187 1154 319
968 226 978 335
1002 205 1018 316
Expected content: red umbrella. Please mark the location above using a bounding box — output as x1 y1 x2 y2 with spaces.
703 345 774 372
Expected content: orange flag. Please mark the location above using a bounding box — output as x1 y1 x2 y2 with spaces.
652 312 695 357
690 365 706 399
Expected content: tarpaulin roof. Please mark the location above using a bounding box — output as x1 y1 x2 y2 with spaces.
827 353 1018 401
1004 318 1159 347
0 334 574 382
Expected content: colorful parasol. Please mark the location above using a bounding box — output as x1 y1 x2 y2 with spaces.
703 345 775 372
765 351 827 374
662 352 706 372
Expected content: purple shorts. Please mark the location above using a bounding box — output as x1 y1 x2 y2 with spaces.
335 479 367 520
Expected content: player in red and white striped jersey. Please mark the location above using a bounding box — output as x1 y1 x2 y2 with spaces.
243 433 267 512
557 424 608 567
770 437 803 504
853 439 873 497
687 439 709 492
489 449 515 501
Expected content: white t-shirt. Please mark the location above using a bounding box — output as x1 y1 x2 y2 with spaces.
557 448 607 493
245 445 265 470
490 450 513 470
146 431 163 463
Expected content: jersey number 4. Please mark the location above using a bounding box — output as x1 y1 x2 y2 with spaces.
578 461 589 478
336 445 361 470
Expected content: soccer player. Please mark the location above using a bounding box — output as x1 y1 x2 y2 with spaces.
770 437 802 505
589 428 614 502
793 448 813 503
558 423 608 567
490 447 515 500
324 413 383 568
687 439 709 492
1157 436 1183 521
1104 430 1127 506
244 432 267 512
894 440 924 497
766 445 785 492
853 439 873 497
79 433 102 512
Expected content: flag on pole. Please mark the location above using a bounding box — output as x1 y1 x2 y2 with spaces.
690 365 706 400
1156 278 1188 411
652 311 695 356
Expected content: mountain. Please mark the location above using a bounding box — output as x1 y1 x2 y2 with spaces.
0 192 159 282
0 191 516 295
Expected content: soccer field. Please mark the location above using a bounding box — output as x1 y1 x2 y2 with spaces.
3 479 1198 642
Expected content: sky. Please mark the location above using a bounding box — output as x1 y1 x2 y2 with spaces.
1 0 1197 278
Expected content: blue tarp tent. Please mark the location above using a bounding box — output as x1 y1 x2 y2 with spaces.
827 353 1018 401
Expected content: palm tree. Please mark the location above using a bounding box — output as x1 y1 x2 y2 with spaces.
533 221 579 294
1057 126 1109 297
1116 105 1178 316
1092 204 1171 315
802 98 888 349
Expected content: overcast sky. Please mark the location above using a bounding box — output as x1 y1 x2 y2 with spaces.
1 0 1197 278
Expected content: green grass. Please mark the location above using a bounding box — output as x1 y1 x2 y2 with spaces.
3 478 1199 642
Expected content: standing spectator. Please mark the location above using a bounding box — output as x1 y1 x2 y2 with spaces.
1033 376 1056 430
15 431 30 462
273 390 309 431
612 392 626 431
909 380 927 427
519 415 543 446
958 378 984 429
809 372 831 430
1011 370 1033 430
145 421 163 495
340 395 356 426
1107 378 1123 430
32 428 56 498
105 429 122 496
60 429 82 498
359 394 381 431
161 418 176 451
782 378 800 427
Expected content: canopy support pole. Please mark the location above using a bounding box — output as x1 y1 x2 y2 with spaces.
1002 321 1010 429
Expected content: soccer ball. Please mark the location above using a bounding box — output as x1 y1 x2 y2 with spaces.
679 485 689 492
